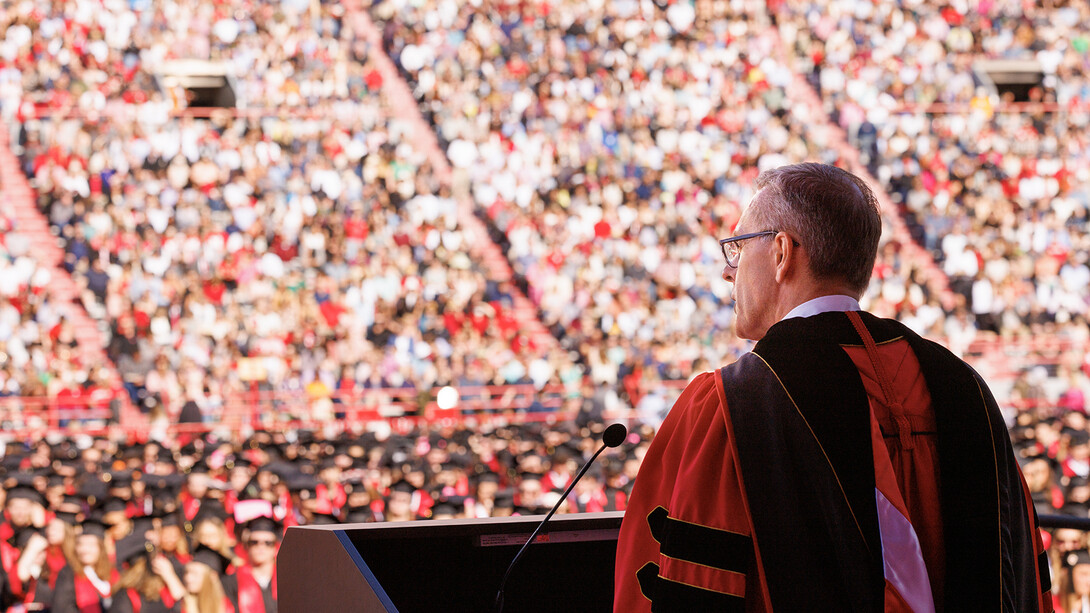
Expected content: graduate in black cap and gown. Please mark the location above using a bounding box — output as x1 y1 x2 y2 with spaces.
181 546 232 613
47 497 83 585
1062 550 1090 613
155 512 191 577
223 517 279 613
108 532 184 613
3 528 55 610
341 478 377 523
0 485 47 604
53 519 119 613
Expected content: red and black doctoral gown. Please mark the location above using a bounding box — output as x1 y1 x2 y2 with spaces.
615 311 1050 612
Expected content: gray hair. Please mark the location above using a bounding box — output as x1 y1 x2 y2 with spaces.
752 163 881 295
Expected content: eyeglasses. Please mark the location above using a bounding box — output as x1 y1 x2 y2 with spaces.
248 539 277 547
719 230 779 268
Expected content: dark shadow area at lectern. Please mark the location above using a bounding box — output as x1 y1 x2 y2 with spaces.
278 512 623 613
344 512 621 612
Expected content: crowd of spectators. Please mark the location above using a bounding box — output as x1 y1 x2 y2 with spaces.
0 213 116 417
0 213 59 400
4 0 584 428
367 0 983 413
5 0 1086 421
776 0 1090 347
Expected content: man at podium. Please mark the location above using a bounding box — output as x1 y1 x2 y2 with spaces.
614 163 1050 612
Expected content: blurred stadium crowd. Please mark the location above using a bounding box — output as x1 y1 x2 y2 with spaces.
2 0 1090 609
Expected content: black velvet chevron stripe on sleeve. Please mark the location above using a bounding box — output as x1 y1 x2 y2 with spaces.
636 563 746 613
646 506 754 574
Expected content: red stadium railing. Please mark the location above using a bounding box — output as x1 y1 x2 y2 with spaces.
5 339 1084 443
0 379 694 440
0 394 117 432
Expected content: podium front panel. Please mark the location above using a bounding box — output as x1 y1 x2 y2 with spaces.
279 511 623 612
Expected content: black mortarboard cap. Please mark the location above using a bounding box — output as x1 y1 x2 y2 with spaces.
494 490 515 509
8 471 37 487
79 479 110 507
148 473 185 494
476 472 500 485
343 475 365 493
287 474 319 499
192 545 231 575
245 516 282 538
193 499 229 523
7 486 46 506
80 518 108 539
152 486 179 509
115 532 155 567
57 494 84 515
55 511 80 525
1067 550 1090 568
12 526 43 549
132 515 156 538
106 470 133 488
187 461 210 476
439 461 464 473
427 501 457 514
1 453 24 472
344 506 373 523
100 497 128 516
259 461 293 477
159 511 185 529
309 512 340 526
388 480 415 495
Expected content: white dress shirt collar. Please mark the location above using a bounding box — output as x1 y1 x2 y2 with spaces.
782 295 861 321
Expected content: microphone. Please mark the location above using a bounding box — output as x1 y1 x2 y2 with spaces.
494 423 627 613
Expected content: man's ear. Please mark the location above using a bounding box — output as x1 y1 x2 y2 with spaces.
773 232 796 283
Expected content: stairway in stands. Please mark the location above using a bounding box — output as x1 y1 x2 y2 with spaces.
342 2 560 354
766 28 958 309
0 125 142 429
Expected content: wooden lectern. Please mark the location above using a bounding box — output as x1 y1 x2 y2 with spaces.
277 511 623 612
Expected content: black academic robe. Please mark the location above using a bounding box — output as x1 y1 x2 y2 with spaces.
223 566 276 613
724 312 1047 611
107 588 180 613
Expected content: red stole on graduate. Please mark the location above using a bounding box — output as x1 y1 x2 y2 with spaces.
74 567 119 612
181 493 201 521
1 539 23 596
47 546 68 589
236 565 276 613
125 585 179 613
